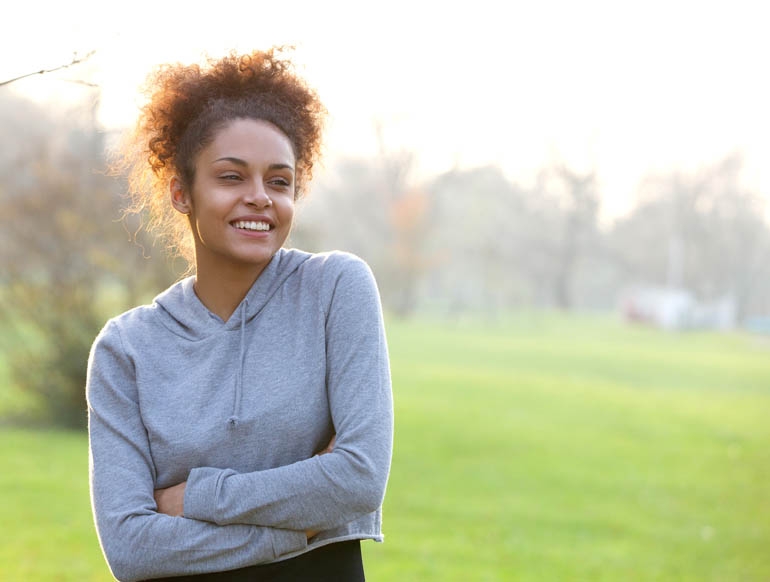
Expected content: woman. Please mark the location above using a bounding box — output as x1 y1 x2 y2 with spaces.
87 48 393 581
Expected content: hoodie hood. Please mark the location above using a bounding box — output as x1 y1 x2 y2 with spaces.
153 248 312 340
151 248 313 427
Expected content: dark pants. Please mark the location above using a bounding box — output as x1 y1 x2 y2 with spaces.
148 541 365 581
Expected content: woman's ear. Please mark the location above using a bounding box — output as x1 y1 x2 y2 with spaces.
170 176 191 215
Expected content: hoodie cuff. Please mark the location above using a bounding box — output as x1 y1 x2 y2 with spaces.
270 528 308 559
184 466 229 523
184 467 307 559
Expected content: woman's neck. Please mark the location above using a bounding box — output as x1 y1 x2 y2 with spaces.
192 260 266 322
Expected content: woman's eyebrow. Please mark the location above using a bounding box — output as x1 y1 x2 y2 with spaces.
214 156 248 166
213 157 294 172
269 163 295 173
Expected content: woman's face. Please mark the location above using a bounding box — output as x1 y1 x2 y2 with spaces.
172 118 296 275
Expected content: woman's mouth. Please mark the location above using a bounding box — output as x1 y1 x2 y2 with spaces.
232 220 272 231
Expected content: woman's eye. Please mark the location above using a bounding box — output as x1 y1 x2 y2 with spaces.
219 174 241 181
269 178 291 187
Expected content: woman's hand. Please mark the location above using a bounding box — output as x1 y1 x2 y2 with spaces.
315 434 336 456
154 481 186 517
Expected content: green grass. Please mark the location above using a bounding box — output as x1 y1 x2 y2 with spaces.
0 429 105 580
1 313 769 580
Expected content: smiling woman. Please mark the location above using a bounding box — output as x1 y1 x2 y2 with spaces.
87 49 394 581
169 119 298 319
116 49 325 276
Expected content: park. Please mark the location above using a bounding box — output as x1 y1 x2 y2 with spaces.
2 314 768 580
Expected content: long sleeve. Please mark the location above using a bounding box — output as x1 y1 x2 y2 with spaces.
87 321 307 582
183 256 394 532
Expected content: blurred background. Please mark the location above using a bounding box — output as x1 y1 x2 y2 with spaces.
1 1 769 580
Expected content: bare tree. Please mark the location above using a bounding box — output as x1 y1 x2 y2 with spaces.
538 165 601 310
417 165 533 316
609 154 770 321
0 51 96 87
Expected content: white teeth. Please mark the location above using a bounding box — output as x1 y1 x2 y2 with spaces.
234 221 270 231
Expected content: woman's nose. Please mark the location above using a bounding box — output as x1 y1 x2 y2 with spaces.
244 180 272 208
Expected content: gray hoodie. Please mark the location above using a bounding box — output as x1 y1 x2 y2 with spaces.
87 249 393 581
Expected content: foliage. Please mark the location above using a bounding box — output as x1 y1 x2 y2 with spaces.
2 87 769 428
294 152 769 320
1 315 769 580
292 149 433 317
0 94 174 428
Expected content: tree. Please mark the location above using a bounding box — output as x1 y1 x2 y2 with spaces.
523 163 602 310
422 165 531 316
292 121 434 317
0 51 96 87
0 93 174 428
609 154 770 321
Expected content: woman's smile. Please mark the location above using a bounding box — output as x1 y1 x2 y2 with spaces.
172 118 297 276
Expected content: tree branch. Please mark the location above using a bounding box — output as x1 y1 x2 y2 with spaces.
0 50 96 88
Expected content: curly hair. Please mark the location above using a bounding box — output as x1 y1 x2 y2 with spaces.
115 47 326 266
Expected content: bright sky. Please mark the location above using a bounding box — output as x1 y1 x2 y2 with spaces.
3 0 768 221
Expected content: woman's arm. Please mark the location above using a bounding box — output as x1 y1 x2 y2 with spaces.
182 255 394 532
153 438 337 538
87 321 307 582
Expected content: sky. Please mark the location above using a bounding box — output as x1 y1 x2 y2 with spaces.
2 0 768 221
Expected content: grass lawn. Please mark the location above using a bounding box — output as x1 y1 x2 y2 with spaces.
1 313 769 580
0 429 105 580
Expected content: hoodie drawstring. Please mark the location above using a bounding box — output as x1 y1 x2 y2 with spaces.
228 297 248 428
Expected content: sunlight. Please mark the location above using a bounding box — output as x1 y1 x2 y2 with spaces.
2 0 767 220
